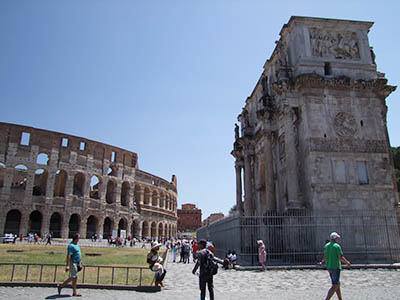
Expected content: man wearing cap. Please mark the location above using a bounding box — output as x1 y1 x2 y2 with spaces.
321 232 351 300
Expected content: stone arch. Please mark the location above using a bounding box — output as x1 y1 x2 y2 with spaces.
142 220 149 238
152 190 158 207
28 210 42 235
4 209 21 234
0 162 5 188
73 172 85 197
106 179 117 204
90 175 101 199
49 212 62 238
103 217 113 238
164 223 168 238
107 164 118 177
168 224 172 238
68 214 80 238
159 192 165 209
144 187 150 205
32 169 48 196
121 181 130 207
36 153 49 165
158 222 163 238
165 194 170 210
12 164 28 191
134 184 141 211
150 222 157 239
118 218 127 236
86 215 98 239
54 170 67 197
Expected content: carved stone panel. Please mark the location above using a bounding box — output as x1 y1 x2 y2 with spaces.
333 112 358 137
309 28 360 60
310 138 387 153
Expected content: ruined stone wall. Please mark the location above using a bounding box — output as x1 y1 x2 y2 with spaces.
0 122 178 239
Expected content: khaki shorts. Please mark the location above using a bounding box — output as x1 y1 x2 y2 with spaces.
69 262 79 278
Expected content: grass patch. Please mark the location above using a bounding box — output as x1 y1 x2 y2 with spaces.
0 244 160 286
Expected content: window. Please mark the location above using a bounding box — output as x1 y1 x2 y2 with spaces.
61 138 68 147
80 142 85 151
111 151 116 162
20 132 30 146
324 62 332 76
36 153 49 165
357 161 369 185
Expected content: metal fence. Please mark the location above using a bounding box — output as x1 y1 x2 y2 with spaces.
197 210 400 266
0 263 153 287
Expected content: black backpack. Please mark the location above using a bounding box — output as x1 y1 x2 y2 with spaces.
204 251 218 275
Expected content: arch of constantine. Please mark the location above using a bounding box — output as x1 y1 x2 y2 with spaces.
0 122 178 239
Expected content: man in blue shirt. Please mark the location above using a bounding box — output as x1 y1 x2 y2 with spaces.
57 233 82 297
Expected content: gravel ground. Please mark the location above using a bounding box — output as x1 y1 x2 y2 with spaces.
1 255 400 299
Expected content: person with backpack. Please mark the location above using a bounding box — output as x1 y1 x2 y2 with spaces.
192 239 218 300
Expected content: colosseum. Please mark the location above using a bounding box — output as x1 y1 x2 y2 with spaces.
0 122 178 240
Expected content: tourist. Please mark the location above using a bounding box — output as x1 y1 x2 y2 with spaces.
183 240 191 263
192 239 216 300
57 233 82 297
179 240 185 262
46 232 52 245
320 232 351 300
192 240 199 263
172 242 178 262
257 240 267 271
147 242 167 287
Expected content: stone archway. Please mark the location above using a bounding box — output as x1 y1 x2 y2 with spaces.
49 212 62 238
118 218 127 237
86 215 98 239
103 217 113 239
28 211 42 235
68 214 80 238
4 209 21 235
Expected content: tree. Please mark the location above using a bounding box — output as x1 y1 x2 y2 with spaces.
229 204 237 215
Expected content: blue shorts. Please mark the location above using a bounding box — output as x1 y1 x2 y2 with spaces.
328 269 341 285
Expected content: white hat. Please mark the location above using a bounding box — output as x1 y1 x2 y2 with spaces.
151 242 162 250
257 240 264 245
330 232 341 240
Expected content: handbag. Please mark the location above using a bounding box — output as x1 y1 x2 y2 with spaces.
77 261 83 272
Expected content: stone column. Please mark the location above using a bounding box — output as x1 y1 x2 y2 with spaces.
283 106 301 209
115 182 122 205
20 212 29 236
235 161 243 214
136 221 143 239
61 217 69 238
80 217 87 239
264 131 276 210
243 149 254 215
97 217 104 238
138 188 144 205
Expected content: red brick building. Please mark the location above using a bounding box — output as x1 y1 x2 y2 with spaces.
177 203 202 232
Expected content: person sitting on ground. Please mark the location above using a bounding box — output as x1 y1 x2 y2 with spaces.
147 242 167 287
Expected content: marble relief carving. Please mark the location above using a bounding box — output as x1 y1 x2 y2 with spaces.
309 28 360 60
333 112 358 137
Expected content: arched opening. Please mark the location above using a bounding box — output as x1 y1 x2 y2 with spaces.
159 192 165 209
49 212 62 238
165 195 170 210
32 169 48 196
152 191 158 207
106 180 116 204
118 218 127 237
134 185 141 211
28 210 42 235
86 215 98 239
103 217 113 238
12 164 28 191
164 223 168 238
54 170 67 197
107 165 118 177
151 222 157 239
121 182 130 207
130 221 136 238
36 153 49 165
90 175 101 199
4 209 21 234
73 172 85 197
142 221 149 239
144 187 150 205
158 223 163 238
68 214 80 238
0 162 5 188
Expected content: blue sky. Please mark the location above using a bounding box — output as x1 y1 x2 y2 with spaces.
1 1 399 219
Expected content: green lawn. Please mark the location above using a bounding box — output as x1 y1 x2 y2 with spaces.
0 244 161 286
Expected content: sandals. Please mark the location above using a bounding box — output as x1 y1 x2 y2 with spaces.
72 293 82 297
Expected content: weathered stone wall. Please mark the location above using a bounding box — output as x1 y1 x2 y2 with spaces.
0 122 178 239
232 16 398 216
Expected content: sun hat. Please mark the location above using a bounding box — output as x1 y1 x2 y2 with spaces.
330 232 341 240
257 240 264 245
151 242 162 250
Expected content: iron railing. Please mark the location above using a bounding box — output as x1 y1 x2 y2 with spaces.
197 210 400 266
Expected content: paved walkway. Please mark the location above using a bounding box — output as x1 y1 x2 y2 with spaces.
1 254 400 299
